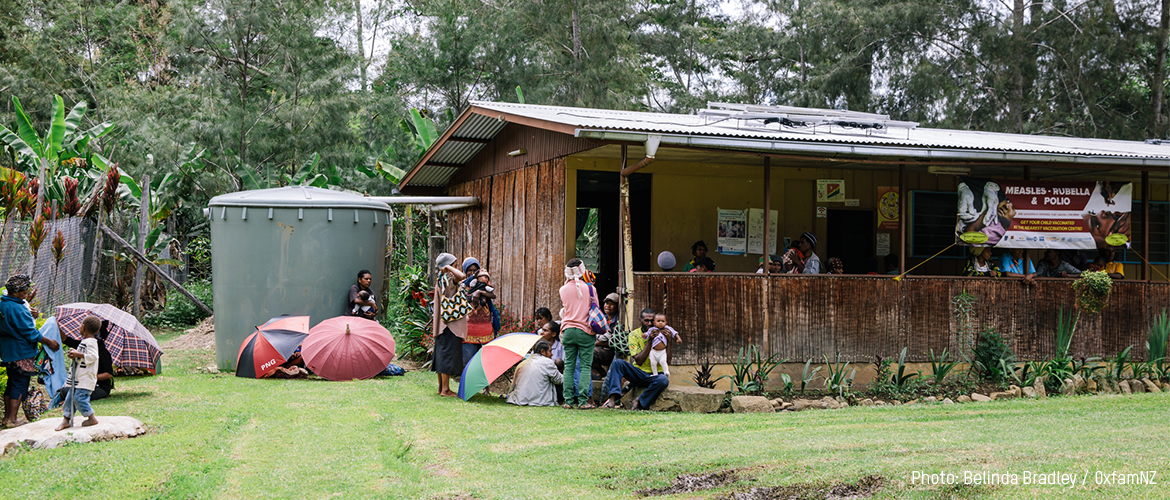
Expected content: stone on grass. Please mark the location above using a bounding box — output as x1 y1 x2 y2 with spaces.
1060 379 1077 396
1008 385 1022 398
1022 387 1037 398
875 400 887 406
1093 376 1113 394
1 416 146 454
622 385 727 412
731 396 775 413
1131 379 1146 393
1085 377 1098 393
942 398 955 405
1141 379 1160 393
957 395 972 403
989 391 1012 400
1033 376 1047 398
770 398 782 409
1118 380 1132 394
923 396 937 403
780 402 793 410
1072 374 1085 392
789 399 824 411
971 393 991 402
859 398 874 406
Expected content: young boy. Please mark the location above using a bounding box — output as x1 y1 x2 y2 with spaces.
55 315 101 431
641 313 682 376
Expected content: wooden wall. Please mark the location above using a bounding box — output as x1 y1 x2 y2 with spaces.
446 158 567 320
634 273 1169 365
447 124 596 186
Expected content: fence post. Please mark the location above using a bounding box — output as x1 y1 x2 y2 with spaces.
132 175 149 317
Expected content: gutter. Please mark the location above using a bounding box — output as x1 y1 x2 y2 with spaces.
574 129 1170 168
366 196 479 211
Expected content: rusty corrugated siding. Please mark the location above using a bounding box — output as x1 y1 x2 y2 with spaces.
634 273 1169 365
447 124 597 186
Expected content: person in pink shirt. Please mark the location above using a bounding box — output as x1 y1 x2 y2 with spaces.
558 258 599 409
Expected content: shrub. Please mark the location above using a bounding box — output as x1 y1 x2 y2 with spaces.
972 326 1014 383
143 280 213 329
1147 309 1169 380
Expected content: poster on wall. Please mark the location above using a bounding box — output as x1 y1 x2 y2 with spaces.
817 179 846 202
747 208 779 255
954 177 1132 250
717 208 747 255
877 186 900 229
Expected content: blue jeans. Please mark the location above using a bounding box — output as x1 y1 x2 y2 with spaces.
62 388 94 419
561 328 596 406
604 360 669 409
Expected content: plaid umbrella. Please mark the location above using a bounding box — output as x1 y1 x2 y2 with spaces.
56 302 164 374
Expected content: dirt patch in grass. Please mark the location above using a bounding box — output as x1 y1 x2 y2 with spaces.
727 474 884 500
162 317 215 350
637 469 744 497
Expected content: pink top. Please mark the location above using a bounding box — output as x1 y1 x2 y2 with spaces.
558 281 596 335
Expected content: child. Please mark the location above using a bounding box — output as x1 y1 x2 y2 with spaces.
351 290 376 316
532 307 552 334
55 315 102 431
466 269 495 301
641 313 682 376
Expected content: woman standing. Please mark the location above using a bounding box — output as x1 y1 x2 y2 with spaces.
459 258 496 367
1 274 59 427
559 259 598 409
432 254 467 397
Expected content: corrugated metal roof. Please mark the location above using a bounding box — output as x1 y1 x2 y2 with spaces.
403 100 1170 189
471 101 1170 161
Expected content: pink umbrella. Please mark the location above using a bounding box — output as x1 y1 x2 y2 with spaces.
301 316 396 381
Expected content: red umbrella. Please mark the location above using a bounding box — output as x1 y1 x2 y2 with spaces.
301 316 395 381
236 316 310 379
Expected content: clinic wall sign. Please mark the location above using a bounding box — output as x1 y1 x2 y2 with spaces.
954 177 1131 250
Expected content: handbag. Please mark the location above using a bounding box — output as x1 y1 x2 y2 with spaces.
22 385 49 422
587 286 610 335
34 345 54 377
440 290 472 323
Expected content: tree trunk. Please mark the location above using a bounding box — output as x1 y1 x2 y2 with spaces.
572 8 582 63
1154 0 1170 136
133 175 150 317
1011 0 1026 133
355 0 366 92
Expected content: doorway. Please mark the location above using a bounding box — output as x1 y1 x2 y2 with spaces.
826 210 874 274
576 170 651 297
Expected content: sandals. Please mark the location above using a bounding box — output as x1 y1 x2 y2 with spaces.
579 402 597 410
599 399 617 409
562 403 574 409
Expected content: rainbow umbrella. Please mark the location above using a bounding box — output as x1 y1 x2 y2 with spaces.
458 333 542 401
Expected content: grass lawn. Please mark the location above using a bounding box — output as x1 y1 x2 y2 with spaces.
2 342 1168 500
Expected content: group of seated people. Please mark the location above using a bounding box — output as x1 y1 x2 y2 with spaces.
673 235 901 276
506 304 673 410
964 246 1125 281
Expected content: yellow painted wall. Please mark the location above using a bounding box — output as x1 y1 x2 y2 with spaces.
564 154 1170 280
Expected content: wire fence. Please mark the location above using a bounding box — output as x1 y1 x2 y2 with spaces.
0 216 93 314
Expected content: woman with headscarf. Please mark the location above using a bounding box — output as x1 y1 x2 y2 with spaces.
559 258 599 409
963 247 1001 277
458 257 497 368
432 254 467 397
0 274 60 427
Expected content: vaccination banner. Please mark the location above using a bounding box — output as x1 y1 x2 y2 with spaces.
955 177 1132 250
717 208 747 255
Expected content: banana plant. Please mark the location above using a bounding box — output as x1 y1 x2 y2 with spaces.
0 95 114 205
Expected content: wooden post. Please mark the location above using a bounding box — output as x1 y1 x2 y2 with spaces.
762 156 771 352
619 145 636 329
405 205 414 268
426 206 435 285
100 225 212 315
898 163 906 275
132 175 149 317
1143 170 1150 281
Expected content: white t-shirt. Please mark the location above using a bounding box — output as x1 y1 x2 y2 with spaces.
66 338 100 391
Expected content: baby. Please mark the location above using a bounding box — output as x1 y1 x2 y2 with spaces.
352 290 376 315
466 269 495 301
56 315 102 431
642 313 683 376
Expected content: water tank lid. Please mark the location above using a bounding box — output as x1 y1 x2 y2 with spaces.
208 186 392 211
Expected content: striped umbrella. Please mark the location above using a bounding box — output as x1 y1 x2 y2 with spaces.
458 333 542 401
56 302 163 374
236 316 310 379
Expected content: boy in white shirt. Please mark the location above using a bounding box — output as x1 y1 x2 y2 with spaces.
55 316 102 431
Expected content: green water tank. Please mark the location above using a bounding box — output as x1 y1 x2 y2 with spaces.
208 187 392 370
